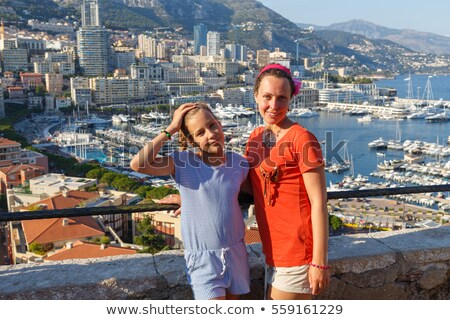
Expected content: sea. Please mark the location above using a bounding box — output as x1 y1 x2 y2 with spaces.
90 74 450 185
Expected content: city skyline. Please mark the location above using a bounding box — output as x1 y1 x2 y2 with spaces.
259 0 450 37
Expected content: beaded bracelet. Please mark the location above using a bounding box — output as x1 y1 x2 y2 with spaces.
309 263 330 270
161 130 172 140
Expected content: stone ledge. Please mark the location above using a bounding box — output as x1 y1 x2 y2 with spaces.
0 226 449 299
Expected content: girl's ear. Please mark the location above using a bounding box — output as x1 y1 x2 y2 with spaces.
184 132 196 146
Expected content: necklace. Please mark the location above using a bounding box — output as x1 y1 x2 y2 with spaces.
262 119 286 149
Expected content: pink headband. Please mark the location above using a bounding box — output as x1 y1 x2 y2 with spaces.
257 64 302 96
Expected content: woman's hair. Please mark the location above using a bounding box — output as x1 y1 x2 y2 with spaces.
254 64 296 97
178 102 218 151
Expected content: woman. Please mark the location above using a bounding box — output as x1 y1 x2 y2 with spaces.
245 64 330 300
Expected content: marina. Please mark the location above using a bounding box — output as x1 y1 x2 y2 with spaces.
21 74 450 210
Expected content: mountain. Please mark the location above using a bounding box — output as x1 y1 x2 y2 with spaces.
311 19 450 55
314 29 415 72
46 0 327 55
2 1 449 74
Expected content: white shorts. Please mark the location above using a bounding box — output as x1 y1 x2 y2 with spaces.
266 264 312 294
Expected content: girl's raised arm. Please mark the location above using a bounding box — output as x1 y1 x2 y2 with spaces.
130 103 197 176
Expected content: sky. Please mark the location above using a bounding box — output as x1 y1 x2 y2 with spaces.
259 0 450 37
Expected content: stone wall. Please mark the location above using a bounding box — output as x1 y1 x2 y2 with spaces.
1 226 449 299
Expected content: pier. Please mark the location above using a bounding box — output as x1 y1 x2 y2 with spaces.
327 102 409 117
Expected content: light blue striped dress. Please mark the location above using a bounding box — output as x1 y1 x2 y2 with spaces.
170 150 250 299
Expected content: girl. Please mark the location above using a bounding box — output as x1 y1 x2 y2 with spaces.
130 102 250 300
245 64 330 300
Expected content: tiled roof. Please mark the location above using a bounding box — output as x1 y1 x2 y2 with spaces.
21 190 103 244
0 164 44 174
22 190 99 211
22 216 104 244
0 137 20 147
244 228 262 245
44 240 136 261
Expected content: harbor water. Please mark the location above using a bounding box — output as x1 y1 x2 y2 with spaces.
89 74 450 185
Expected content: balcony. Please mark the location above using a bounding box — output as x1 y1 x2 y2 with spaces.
1 185 450 299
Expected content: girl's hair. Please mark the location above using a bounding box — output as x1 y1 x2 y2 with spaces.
254 64 296 97
178 102 218 151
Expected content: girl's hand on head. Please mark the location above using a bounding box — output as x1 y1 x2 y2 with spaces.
166 103 198 133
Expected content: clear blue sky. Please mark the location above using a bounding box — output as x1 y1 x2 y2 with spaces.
259 0 450 37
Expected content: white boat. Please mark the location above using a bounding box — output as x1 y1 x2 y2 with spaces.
377 159 404 171
368 137 388 149
288 108 319 118
357 115 372 122
425 110 450 122
407 111 427 119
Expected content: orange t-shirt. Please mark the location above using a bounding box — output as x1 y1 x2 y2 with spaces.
245 123 324 267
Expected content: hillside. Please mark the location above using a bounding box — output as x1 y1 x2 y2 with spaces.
321 19 450 55
315 29 415 72
99 0 328 55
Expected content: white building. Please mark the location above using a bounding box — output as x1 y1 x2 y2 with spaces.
45 73 64 95
207 31 221 57
29 173 97 196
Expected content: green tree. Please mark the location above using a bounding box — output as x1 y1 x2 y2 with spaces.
134 185 154 198
134 216 168 254
146 186 179 200
29 242 53 255
86 168 109 180
111 176 140 192
329 215 343 231
35 84 47 96
100 236 111 245
100 172 120 185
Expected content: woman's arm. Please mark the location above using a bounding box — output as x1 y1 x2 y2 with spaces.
302 166 330 295
130 103 197 176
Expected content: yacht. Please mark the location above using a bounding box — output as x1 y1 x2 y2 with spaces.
357 115 372 122
368 137 388 149
425 110 450 122
288 108 319 118
377 159 404 171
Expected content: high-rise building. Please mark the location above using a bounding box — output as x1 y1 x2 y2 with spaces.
225 44 248 62
207 31 220 57
81 0 100 27
77 0 109 76
77 27 109 76
256 49 270 67
193 23 207 55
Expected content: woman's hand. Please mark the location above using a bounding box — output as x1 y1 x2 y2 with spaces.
308 266 330 296
157 194 181 216
166 103 198 134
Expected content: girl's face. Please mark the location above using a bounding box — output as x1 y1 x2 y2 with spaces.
255 75 292 126
185 109 225 155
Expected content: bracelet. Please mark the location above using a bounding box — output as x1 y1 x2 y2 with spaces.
309 263 330 270
161 130 172 140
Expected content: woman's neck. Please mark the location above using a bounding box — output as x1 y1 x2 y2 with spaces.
265 117 292 134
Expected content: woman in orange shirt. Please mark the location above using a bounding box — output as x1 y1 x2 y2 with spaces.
245 64 330 300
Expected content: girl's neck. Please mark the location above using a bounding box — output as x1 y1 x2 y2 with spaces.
197 150 227 167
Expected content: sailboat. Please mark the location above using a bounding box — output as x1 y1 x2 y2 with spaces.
387 121 404 150
325 141 351 173
405 71 414 100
